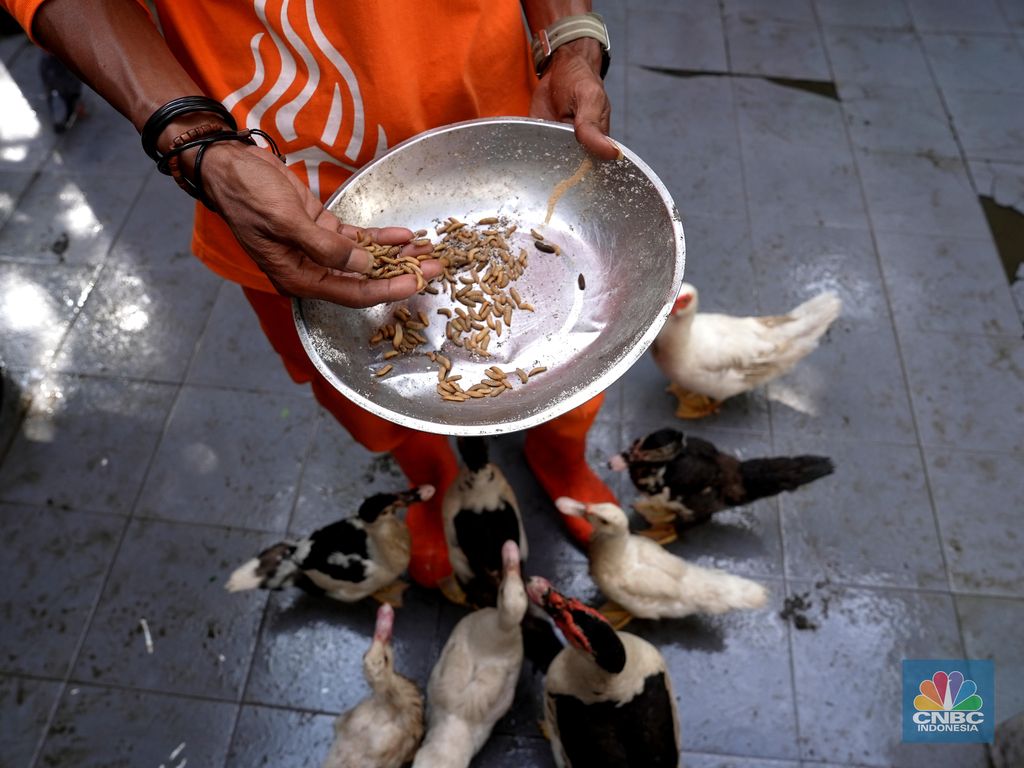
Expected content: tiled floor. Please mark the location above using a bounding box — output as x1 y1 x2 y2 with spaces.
1 2 1022 767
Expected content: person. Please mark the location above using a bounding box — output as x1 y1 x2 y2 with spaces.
3 0 621 588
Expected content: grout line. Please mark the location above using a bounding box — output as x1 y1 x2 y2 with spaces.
816 10 973 664
222 410 324 764
27 262 199 765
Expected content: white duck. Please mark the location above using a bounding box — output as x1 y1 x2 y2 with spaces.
323 604 424 768
412 540 527 768
556 497 768 629
653 282 842 418
527 577 680 767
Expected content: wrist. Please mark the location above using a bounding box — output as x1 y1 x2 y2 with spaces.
549 38 604 78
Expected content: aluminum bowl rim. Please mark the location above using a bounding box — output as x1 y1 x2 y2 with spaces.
293 116 685 436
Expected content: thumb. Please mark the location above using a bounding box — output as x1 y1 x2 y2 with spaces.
292 220 372 274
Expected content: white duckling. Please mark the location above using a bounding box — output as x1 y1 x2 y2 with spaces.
323 603 424 768
412 540 527 768
555 497 768 629
653 282 841 418
527 577 680 767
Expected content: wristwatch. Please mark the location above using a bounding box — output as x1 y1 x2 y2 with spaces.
531 12 611 80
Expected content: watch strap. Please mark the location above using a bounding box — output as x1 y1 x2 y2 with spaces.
531 12 611 79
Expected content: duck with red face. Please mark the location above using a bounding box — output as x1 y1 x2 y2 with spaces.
527 577 680 768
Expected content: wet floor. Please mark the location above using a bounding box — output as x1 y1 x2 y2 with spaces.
1 1 1023 766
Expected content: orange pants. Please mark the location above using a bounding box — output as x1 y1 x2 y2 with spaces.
242 286 611 585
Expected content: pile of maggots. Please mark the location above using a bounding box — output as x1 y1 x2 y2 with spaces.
367 216 554 402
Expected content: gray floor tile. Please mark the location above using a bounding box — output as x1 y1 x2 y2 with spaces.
244 587 440 712
0 170 34 228
136 385 317 532
788 582 989 767
290 415 411 535
1 675 57 768
675 213 760 316
0 261 98 369
641 585 797 759
839 83 961 158
226 705 336 768
725 17 831 80
74 519 268 700
0 674 60 768
925 449 1024 597
747 220 889 331
741 142 868 230
1001 0 1024 27
37 684 237 768
0 46 59 174
0 504 123 678
107 170 197 271
50 263 221 381
723 0 816 23
767 321 916 444
187 283 308 396
625 69 745 219
905 0 1012 33
776 435 946 589
0 375 178 514
618 420 784 579
43 90 153 179
0 33 30 65
734 77 849 153
922 33 1024 94
900 329 1024 453
627 4 728 72
956 595 1024 718
685 755 799 768
0 170 146 264
824 27 933 88
815 0 913 29
943 89 1024 163
855 150 991 238
874 230 1020 336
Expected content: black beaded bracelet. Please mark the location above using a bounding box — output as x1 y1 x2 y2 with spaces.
140 95 237 161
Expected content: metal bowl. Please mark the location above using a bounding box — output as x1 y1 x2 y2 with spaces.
293 117 685 436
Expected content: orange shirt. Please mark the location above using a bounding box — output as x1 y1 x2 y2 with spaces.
7 0 537 292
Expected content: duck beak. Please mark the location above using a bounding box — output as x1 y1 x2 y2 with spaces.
555 497 588 518
526 576 553 607
373 603 394 644
394 484 435 508
501 540 521 577
607 453 628 471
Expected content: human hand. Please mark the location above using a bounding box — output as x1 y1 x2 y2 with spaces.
197 142 441 307
530 39 619 161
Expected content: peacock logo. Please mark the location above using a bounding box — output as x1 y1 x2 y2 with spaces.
913 671 983 712
903 660 993 743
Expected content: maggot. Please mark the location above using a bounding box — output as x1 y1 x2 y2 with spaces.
534 240 557 254
374 364 393 377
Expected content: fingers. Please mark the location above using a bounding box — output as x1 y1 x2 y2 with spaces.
296 220 373 274
574 118 621 161
571 83 619 161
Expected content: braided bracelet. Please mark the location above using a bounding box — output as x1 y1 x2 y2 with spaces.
158 128 285 211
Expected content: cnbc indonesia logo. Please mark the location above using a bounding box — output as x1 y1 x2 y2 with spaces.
903 660 993 743
912 671 983 732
